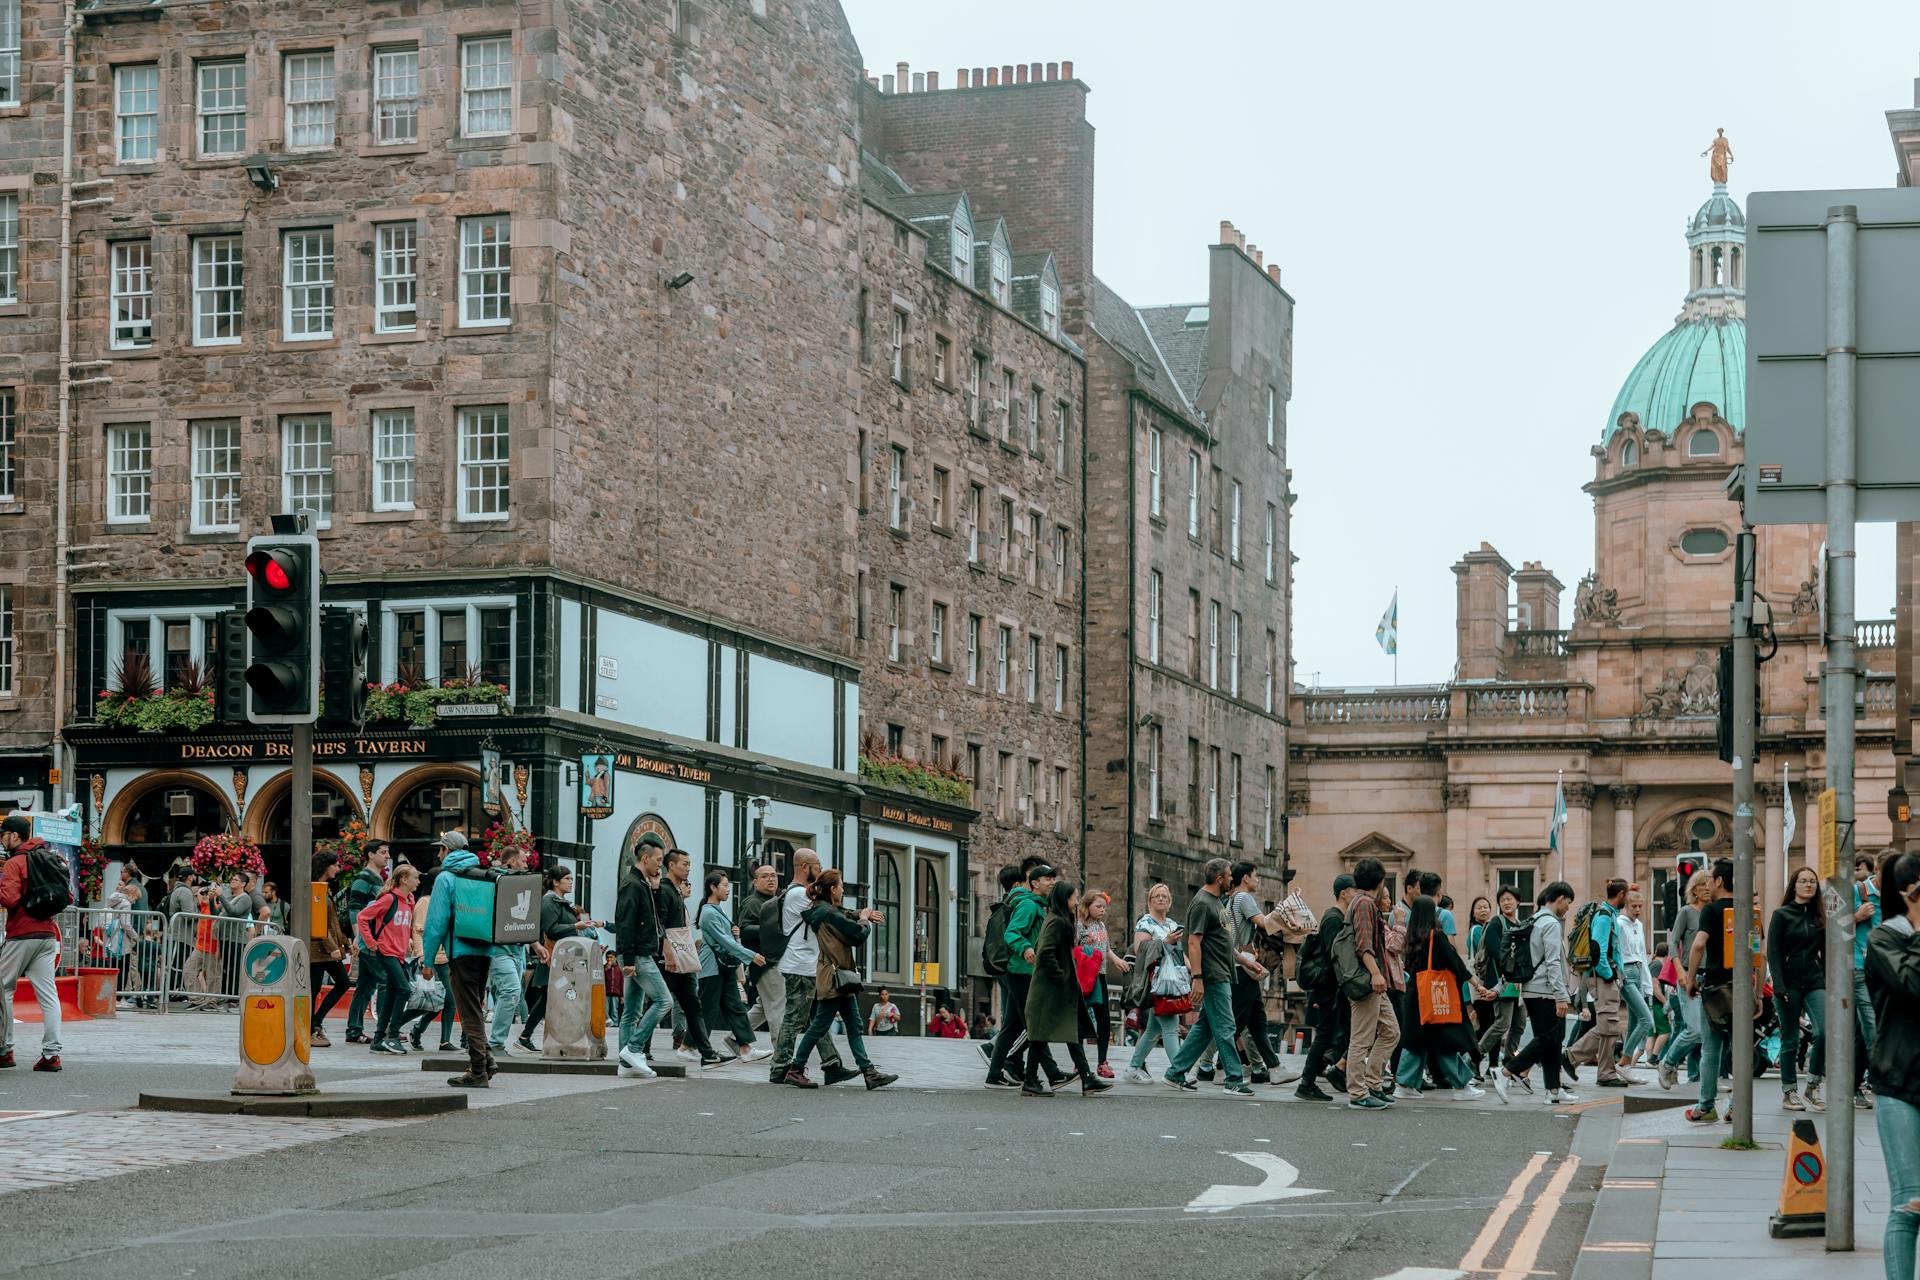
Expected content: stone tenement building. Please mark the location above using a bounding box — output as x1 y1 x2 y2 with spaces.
860 64 1296 927
1288 175 1899 948
0 0 928 938
853 158 1085 976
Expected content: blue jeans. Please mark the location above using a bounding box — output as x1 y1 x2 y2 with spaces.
1167 979 1243 1085
1662 987 1703 1078
1620 964 1653 1060
1856 969 1878 1051
1697 994 1728 1112
1877 1093 1920 1280
1396 1047 1472 1090
487 951 523 1047
1774 987 1826 1091
1128 1010 1184 1071
617 957 672 1057
792 993 872 1072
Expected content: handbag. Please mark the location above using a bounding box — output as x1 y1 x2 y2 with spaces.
405 963 446 1014
1073 945 1103 996
1414 934 1463 1025
833 967 865 995
1152 992 1194 1016
660 925 699 974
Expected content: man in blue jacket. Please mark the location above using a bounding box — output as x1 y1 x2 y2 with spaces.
420 841 506 1088
1567 878 1630 1088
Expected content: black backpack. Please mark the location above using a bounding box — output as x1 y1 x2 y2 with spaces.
1498 912 1543 985
18 844 73 920
757 891 791 964
1295 927 1330 993
980 898 1013 977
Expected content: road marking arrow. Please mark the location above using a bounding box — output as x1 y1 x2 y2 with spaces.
1184 1151 1329 1213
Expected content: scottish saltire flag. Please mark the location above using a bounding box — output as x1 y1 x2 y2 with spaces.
1375 591 1399 656
1548 772 1567 858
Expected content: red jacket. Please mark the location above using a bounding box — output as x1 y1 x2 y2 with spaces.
0 841 61 941
357 890 414 958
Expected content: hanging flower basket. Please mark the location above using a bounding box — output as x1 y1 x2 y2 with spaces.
77 836 109 905
476 821 539 870
316 819 372 880
190 833 267 883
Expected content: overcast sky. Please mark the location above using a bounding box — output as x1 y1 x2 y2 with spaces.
840 0 1919 687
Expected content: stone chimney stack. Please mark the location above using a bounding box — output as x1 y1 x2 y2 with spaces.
1512 561 1564 633
1453 543 1515 681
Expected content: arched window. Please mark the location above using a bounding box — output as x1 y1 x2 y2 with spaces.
121 782 226 855
1620 439 1638 467
264 783 355 845
872 849 901 973
1688 429 1719 457
389 777 486 865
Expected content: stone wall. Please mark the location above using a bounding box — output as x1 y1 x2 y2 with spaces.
851 196 1083 881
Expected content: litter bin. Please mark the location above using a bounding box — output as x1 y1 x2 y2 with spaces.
543 935 607 1060
232 934 316 1095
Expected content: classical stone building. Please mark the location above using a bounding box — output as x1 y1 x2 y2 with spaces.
1289 177 1898 947
859 65 1296 930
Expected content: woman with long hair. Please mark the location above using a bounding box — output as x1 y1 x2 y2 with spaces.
1074 889 1130 1079
1657 870 1715 1090
1394 895 1484 1101
696 867 770 1061
1865 850 1920 1276
1122 882 1184 1084
1023 882 1115 1098
1465 895 1495 1065
356 863 420 1055
1768 866 1827 1110
782 870 897 1090
1472 888 1526 1085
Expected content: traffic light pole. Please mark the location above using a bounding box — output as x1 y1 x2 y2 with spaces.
289 719 313 944
1730 528 1756 1145
1822 203 1858 1252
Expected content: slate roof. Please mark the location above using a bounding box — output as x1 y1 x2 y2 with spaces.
1090 277 1197 420
1134 304 1210 410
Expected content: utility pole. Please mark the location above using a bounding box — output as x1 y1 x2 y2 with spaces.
1730 527 1757 1144
1822 203 1859 1252
289 721 312 944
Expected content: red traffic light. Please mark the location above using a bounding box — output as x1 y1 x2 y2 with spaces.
245 549 299 595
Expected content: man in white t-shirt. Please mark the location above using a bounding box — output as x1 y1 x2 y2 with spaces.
766 849 855 1085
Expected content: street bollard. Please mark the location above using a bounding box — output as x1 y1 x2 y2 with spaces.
232 934 316 1095
543 936 608 1060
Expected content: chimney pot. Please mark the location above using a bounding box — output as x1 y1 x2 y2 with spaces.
1219 220 1234 244
1250 246 1263 267
911 72 925 93
1061 59 1073 79
896 61 908 86
1016 64 1028 84
927 70 938 91
973 66 985 86
1030 61 1043 81
1234 229 1246 250
1267 264 1282 283
1002 64 1014 84
1046 61 1059 80
987 67 999 86
882 74 894 94
956 68 968 88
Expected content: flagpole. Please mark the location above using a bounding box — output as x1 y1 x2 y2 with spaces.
1556 769 1565 884
1393 586 1399 686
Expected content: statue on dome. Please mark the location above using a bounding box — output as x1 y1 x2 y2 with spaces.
1702 128 1734 185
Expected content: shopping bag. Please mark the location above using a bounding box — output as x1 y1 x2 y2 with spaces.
1414 935 1463 1025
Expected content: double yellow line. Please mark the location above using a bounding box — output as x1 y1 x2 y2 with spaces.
1457 1150 1582 1279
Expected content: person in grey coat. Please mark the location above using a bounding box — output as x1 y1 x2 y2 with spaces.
1493 881 1577 1104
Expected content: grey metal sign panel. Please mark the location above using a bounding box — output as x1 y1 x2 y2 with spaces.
1745 187 1920 525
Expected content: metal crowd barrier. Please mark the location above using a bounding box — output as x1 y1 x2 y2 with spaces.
52 907 170 1007
152 911 275 1012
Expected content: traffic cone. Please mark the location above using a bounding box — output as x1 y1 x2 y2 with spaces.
1768 1117 1828 1238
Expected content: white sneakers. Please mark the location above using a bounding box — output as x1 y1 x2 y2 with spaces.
1452 1084 1487 1101
736 1045 773 1063
617 1048 658 1079
1122 1066 1155 1085
1394 1085 1424 1100
1549 1086 1581 1104
1491 1072 1511 1104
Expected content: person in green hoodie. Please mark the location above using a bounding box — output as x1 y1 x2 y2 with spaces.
419 838 507 1088
983 862 1070 1089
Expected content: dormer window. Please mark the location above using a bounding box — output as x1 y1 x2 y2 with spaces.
991 246 1011 306
951 219 972 280
1688 429 1719 457
1620 439 1637 467
1040 280 1060 337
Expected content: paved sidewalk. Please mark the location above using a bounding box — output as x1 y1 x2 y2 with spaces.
1580 1084 1891 1280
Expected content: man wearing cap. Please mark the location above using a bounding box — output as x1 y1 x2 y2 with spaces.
1295 874 1356 1101
0 814 64 1070
613 833 672 1077
341 839 391 1044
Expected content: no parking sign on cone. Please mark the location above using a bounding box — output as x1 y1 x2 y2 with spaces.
1769 1117 1827 1238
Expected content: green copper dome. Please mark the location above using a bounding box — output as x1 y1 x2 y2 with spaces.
1603 314 1745 441
1603 182 1747 442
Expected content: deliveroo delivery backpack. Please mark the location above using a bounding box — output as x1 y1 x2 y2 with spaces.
448 866 542 946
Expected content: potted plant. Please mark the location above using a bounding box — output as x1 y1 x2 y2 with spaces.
189 832 267 884
476 821 539 870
